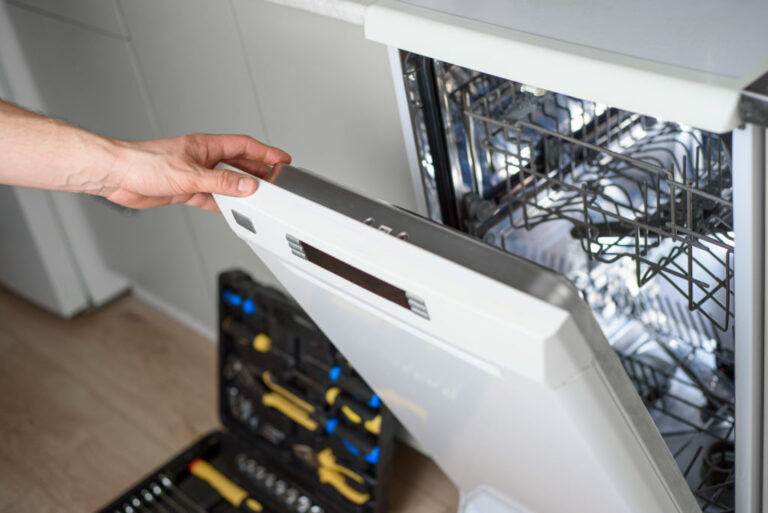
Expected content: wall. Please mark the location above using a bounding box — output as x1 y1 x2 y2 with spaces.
2 0 415 336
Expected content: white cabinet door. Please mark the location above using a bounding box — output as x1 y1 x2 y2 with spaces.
117 0 267 139
232 0 417 210
6 4 149 140
6 0 126 37
0 186 89 317
78 199 215 333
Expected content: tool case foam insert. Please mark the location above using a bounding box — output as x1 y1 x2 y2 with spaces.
98 270 395 513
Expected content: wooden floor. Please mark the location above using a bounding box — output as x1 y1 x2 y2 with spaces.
0 287 458 513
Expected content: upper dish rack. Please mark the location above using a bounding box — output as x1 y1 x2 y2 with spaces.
463 81 734 331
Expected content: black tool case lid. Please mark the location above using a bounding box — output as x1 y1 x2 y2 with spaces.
218 270 396 513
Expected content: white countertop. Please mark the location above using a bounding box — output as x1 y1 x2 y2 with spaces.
264 0 373 24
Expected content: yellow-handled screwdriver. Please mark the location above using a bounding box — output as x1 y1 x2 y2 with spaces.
275 369 380 434
325 387 381 435
260 371 378 456
221 318 293 361
188 459 264 512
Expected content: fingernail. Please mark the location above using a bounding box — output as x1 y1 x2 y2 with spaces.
237 177 256 193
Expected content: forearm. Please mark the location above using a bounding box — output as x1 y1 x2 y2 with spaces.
0 100 115 193
0 99 290 211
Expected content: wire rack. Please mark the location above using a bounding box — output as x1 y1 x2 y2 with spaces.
597 263 735 511
489 242 736 511
465 82 735 331
619 337 735 512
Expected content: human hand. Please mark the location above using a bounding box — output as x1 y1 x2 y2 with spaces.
100 133 291 212
0 101 290 211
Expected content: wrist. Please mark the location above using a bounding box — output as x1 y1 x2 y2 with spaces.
67 128 124 196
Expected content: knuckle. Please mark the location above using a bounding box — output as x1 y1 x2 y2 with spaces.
184 132 212 149
217 171 235 191
176 173 198 194
180 133 199 153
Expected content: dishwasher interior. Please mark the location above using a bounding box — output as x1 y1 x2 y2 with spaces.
402 53 737 512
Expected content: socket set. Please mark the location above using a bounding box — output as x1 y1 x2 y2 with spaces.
98 270 395 513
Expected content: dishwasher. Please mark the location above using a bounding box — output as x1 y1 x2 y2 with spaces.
217 1 768 512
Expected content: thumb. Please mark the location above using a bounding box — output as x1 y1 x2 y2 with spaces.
195 168 259 197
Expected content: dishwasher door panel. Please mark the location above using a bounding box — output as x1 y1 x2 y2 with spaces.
214 164 700 513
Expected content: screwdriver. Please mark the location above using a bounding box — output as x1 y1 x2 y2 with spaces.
325 387 381 435
221 318 293 362
304 355 380 408
225 358 377 458
260 370 379 459
188 459 264 512
222 316 379 409
272 370 381 435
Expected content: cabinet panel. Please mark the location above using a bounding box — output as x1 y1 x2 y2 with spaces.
186 207 286 292
6 5 150 140
6 0 127 37
117 0 268 139
79 199 216 331
0 186 88 316
232 0 417 210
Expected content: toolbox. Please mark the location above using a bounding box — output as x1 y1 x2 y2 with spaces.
98 270 395 513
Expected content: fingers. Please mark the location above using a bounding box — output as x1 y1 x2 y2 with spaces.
260 144 292 166
185 192 220 212
103 189 220 212
191 168 259 197
193 133 291 168
104 189 176 210
222 157 274 179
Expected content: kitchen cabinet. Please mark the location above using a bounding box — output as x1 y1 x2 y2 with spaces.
5 4 147 140
6 0 126 37
0 185 89 316
78 200 216 333
0 2 129 316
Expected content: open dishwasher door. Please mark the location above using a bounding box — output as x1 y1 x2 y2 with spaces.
214 164 700 513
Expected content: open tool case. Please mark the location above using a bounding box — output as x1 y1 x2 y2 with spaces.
98 270 395 513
